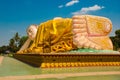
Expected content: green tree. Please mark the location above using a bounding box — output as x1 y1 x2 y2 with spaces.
9 32 21 53
18 36 28 48
110 29 120 50
0 32 28 54
14 32 20 47
9 39 15 48
0 45 9 54
115 29 120 38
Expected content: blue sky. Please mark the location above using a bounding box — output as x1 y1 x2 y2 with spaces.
0 0 120 46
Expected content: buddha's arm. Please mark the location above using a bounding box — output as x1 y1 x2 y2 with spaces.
51 18 72 44
18 38 31 52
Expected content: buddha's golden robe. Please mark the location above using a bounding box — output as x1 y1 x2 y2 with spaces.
28 18 76 53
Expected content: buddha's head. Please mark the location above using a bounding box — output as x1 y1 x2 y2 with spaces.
27 24 38 40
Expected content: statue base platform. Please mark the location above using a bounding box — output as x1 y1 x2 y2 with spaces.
13 52 120 68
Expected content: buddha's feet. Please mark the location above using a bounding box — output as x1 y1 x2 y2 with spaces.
72 15 113 50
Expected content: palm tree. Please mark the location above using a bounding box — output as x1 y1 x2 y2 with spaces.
14 32 20 47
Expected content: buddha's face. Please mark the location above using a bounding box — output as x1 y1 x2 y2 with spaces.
27 25 38 40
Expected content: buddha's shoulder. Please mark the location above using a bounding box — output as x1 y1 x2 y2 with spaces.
53 17 71 20
39 17 72 26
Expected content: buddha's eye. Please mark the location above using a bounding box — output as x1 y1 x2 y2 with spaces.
29 29 32 33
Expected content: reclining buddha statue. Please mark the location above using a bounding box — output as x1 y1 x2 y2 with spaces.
17 15 113 54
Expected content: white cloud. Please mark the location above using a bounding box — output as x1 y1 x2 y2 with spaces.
58 0 79 8
65 0 79 7
72 5 104 15
58 5 64 8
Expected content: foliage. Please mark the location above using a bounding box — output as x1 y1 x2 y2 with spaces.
18 36 28 48
8 32 20 53
110 29 120 50
0 46 9 54
115 29 120 37
0 32 28 54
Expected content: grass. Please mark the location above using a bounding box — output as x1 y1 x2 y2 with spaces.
0 56 43 76
0 56 120 77
31 75 120 80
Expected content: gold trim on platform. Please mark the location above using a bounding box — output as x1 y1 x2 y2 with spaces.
14 53 120 68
